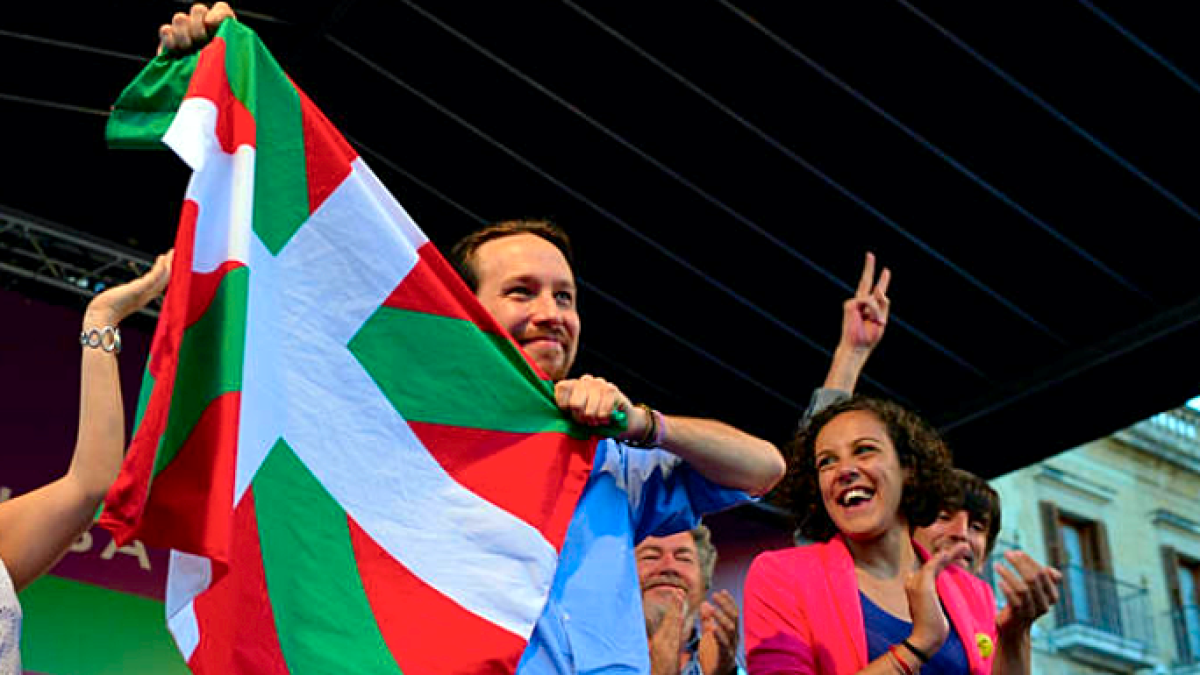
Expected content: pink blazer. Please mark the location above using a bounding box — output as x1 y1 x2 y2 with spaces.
743 536 997 675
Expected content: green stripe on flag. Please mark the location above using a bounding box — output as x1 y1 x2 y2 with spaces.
106 53 198 150
350 306 587 437
153 266 249 478
218 20 310 255
255 439 403 675
131 360 156 436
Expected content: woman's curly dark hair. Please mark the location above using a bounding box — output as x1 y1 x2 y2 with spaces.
775 396 958 542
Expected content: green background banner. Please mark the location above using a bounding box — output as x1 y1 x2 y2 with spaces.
19 576 187 674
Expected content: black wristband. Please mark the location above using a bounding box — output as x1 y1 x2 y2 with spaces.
901 639 931 664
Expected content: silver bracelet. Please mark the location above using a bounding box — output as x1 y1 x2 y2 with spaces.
80 326 122 354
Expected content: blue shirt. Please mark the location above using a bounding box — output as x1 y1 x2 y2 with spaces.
861 591 970 674
517 439 750 674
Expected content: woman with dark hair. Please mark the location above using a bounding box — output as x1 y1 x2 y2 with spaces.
743 396 1000 675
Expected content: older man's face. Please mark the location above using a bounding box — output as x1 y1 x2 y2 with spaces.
636 531 706 630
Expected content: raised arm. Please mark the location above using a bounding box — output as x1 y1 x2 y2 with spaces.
0 253 171 590
824 252 890 394
554 375 784 496
798 253 891 428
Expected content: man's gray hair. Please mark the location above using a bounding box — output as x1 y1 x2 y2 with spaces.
690 524 718 590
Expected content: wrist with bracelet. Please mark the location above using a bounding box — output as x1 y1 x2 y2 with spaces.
886 645 917 675
80 325 122 354
901 639 931 664
624 403 667 448
884 638 930 675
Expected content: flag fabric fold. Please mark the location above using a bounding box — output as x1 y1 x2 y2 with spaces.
100 20 607 675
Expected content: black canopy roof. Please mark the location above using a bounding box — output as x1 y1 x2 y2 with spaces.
5 1 1200 477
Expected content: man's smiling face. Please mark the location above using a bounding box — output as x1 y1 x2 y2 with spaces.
471 233 580 381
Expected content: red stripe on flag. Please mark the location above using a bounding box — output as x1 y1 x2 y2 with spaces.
101 200 200 544
189 491 290 675
185 37 256 153
297 87 357 214
408 422 594 552
131 391 240 561
186 259 246 328
383 243 551 375
348 517 525 675
383 242 508 330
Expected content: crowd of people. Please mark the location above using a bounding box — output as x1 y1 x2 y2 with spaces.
0 4 1065 674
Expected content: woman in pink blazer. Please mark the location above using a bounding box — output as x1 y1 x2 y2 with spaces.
744 397 1018 675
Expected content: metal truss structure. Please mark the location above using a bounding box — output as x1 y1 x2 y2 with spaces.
0 206 159 317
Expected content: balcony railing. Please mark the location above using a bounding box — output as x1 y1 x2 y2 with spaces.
1170 604 1200 667
981 545 1167 669
1048 564 1156 669
1116 406 1200 473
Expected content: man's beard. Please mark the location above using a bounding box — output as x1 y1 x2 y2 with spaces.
643 595 696 638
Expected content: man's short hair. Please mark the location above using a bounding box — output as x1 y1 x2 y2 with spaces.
691 524 718 591
948 468 1002 558
448 219 575 292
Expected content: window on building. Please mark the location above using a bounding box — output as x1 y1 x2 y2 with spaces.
1163 547 1200 664
1040 502 1119 633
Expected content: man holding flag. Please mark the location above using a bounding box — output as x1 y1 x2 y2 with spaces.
110 4 784 674
447 219 784 673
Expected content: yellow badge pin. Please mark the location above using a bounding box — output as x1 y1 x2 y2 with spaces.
976 633 994 659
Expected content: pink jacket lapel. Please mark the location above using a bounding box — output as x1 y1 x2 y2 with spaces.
918 540 996 675
821 537 869 671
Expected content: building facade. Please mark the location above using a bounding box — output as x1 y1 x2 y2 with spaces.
988 405 1200 675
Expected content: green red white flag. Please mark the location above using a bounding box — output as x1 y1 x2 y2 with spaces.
100 20 604 675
